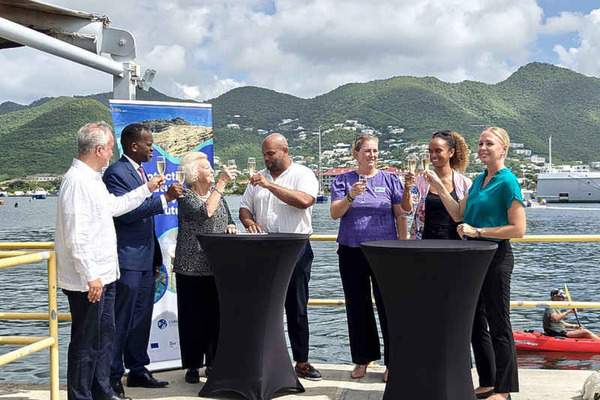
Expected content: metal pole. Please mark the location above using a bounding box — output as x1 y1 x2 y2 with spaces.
48 252 59 400
0 252 49 269
0 16 124 76
0 312 71 321
0 337 55 367
318 126 322 193
0 242 54 249
548 136 552 173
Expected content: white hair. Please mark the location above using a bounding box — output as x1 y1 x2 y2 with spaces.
179 152 209 185
77 121 112 155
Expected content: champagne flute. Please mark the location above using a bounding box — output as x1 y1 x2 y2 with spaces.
156 156 166 175
420 152 430 172
358 174 368 203
228 159 238 189
408 154 418 174
176 167 185 185
247 157 256 175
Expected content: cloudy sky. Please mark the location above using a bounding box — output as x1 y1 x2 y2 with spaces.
1 0 600 104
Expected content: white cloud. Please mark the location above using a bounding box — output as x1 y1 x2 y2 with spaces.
175 77 245 101
541 12 584 35
0 0 552 104
551 9 600 76
145 45 187 75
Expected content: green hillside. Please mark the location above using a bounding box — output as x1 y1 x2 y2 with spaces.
209 62 600 163
0 97 111 180
1 62 599 180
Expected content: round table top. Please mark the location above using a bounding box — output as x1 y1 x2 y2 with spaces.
197 232 310 242
360 239 498 252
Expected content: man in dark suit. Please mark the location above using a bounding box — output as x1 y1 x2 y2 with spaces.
103 123 183 399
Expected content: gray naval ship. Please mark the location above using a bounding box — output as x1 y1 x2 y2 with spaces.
537 171 600 203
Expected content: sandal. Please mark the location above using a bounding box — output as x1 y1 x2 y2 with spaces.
351 364 367 379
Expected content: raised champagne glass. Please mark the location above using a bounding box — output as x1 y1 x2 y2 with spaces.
247 157 256 175
408 154 418 174
176 168 185 185
228 159 238 189
156 156 166 175
358 174 368 203
420 152 430 171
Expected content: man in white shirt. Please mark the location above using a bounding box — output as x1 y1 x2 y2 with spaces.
239 133 322 381
55 122 164 400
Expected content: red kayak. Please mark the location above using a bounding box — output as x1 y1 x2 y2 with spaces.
513 330 600 353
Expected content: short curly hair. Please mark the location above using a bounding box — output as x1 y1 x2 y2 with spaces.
179 152 209 185
430 130 469 173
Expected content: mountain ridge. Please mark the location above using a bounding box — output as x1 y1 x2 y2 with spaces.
1 62 598 181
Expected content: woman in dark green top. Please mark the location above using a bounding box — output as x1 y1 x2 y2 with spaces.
426 127 526 400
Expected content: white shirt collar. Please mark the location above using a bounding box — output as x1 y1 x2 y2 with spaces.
72 158 101 179
123 154 141 170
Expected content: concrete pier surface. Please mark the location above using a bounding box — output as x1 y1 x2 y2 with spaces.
0 365 593 400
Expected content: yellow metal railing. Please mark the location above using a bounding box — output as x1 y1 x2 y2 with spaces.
310 234 600 242
0 244 59 400
308 234 600 307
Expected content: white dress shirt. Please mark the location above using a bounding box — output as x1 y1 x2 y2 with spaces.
55 158 152 291
240 162 318 234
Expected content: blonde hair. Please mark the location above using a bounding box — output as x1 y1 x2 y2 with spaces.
179 152 209 185
353 134 378 152
485 126 510 147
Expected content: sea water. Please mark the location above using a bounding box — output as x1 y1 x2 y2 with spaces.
1 196 599 382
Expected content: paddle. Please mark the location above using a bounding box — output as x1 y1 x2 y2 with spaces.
564 284 582 328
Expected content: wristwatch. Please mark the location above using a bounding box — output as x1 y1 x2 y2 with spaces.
476 228 483 238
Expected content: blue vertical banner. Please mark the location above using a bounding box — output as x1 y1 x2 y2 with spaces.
109 100 213 369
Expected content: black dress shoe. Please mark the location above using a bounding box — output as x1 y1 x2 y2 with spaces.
184 369 200 383
109 395 132 400
127 371 168 388
110 378 127 398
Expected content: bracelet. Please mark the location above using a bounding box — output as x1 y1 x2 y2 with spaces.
346 193 355 202
214 187 224 196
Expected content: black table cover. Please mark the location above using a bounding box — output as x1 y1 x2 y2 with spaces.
196 233 307 400
360 239 498 400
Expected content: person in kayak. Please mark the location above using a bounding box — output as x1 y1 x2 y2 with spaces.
543 288 600 340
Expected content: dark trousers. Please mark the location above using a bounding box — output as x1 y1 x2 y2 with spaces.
338 244 389 365
64 282 116 400
110 269 155 379
472 240 519 393
285 241 313 363
175 274 219 369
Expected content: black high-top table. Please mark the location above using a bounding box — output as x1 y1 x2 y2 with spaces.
196 233 307 400
360 239 498 400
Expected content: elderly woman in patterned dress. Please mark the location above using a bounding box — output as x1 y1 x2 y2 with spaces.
173 152 238 384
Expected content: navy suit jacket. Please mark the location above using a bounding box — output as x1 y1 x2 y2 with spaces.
103 156 164 272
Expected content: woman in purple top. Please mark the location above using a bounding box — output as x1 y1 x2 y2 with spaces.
330 134 408 382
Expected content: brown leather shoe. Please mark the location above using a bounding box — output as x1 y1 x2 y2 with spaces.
382 368 389 383
351 364 367 379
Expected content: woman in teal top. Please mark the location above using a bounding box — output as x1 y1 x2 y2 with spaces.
426 127 526 400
